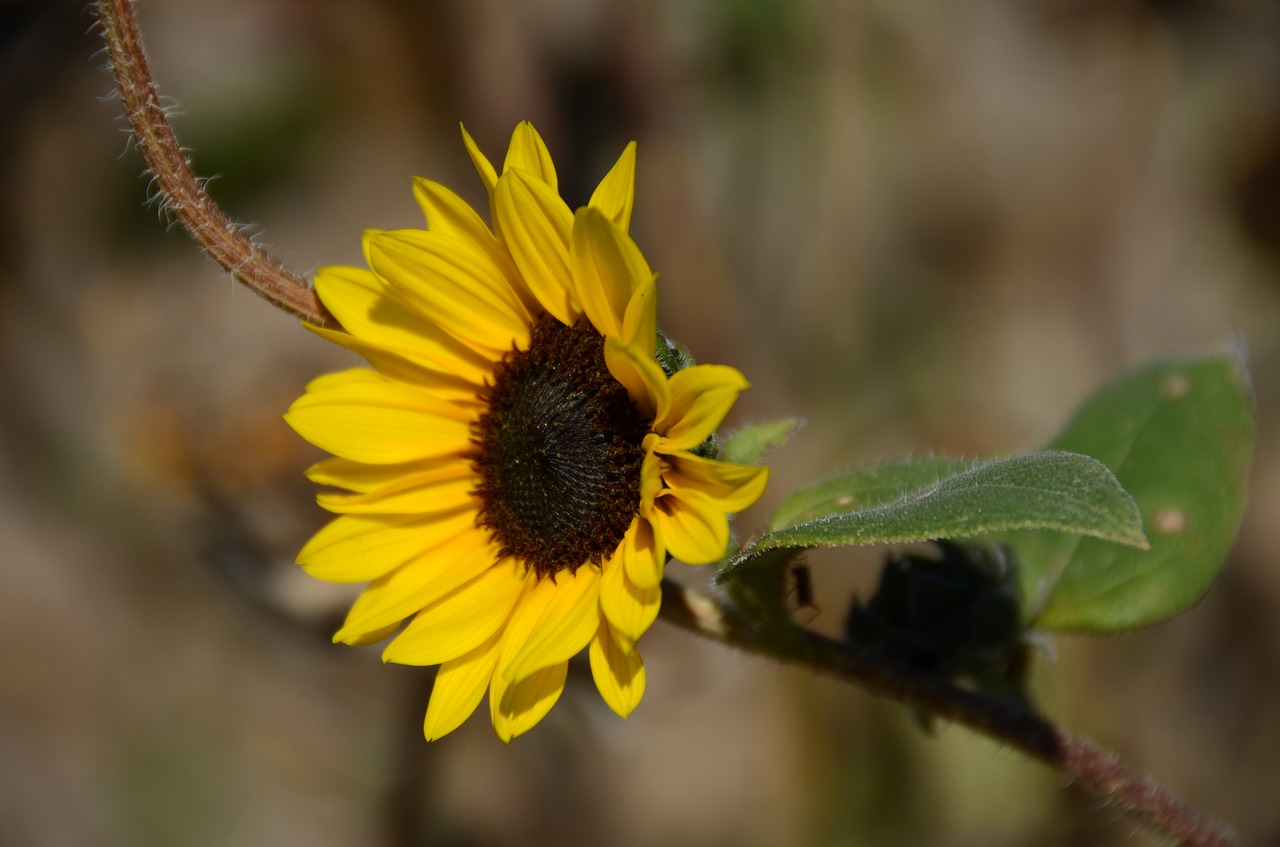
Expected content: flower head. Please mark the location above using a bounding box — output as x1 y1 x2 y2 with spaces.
286 122 768 741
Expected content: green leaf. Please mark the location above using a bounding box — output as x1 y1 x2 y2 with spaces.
768 456 970 531
728 451 1147 576
719 418 804 466
1009 349 1254 633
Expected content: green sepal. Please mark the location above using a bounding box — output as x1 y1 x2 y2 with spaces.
719 418 804 466
655 327 695 377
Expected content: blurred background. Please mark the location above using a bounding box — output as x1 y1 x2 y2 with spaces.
3 0 1279 844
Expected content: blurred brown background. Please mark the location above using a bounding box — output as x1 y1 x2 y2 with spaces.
3 0 1279 845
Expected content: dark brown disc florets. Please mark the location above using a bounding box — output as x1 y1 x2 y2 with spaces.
472 315 651 580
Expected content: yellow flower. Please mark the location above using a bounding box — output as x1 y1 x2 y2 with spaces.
285 122 768 742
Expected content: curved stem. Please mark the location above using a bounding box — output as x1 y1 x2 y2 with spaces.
659 579 1237 847
96 0 333 326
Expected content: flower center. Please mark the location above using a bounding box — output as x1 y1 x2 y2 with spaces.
473 315 651 580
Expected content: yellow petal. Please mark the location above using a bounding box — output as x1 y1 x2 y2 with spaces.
498 565 602 682
588 141 637 232
384 561 529 666
411 177 538 317
620 275 658 357
365 229 531 352
621 516 665 589
603 336 669 420
494 169 578 325
502 121 558 194
424 624 504 741
305 456 451 493
285 369 474 464
333 531 497 643
460 123 498 208
343 622 402 648
601 551 661 641
305 324 485 403
312 265 495 383
490 661 568 743
571 207 652 339
411 176 495 247
663 452 770 514
656 364 750 451
298 510 475 583
651 487 729 565
315 469 476 515
589 623 646 718
638 437 666 515
296 361 478 424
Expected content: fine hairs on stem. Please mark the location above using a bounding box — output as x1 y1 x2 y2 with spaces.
660 581 1235 847
96 0 333 326
94 1 1237 845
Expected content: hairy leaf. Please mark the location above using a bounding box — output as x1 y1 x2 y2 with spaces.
725 452 1146 583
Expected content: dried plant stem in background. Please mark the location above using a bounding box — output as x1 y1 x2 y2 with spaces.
94 1 1237 845
96 0 332 325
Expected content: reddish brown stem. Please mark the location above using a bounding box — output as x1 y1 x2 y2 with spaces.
660 580 1237 847
96 0 333 325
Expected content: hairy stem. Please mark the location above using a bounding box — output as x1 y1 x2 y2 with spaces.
96 0 332 325
659 580 1236 847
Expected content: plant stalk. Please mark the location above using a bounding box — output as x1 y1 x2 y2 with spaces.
659 580 1236 847
97 0 332 325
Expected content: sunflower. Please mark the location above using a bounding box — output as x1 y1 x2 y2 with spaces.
285 122 768 742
